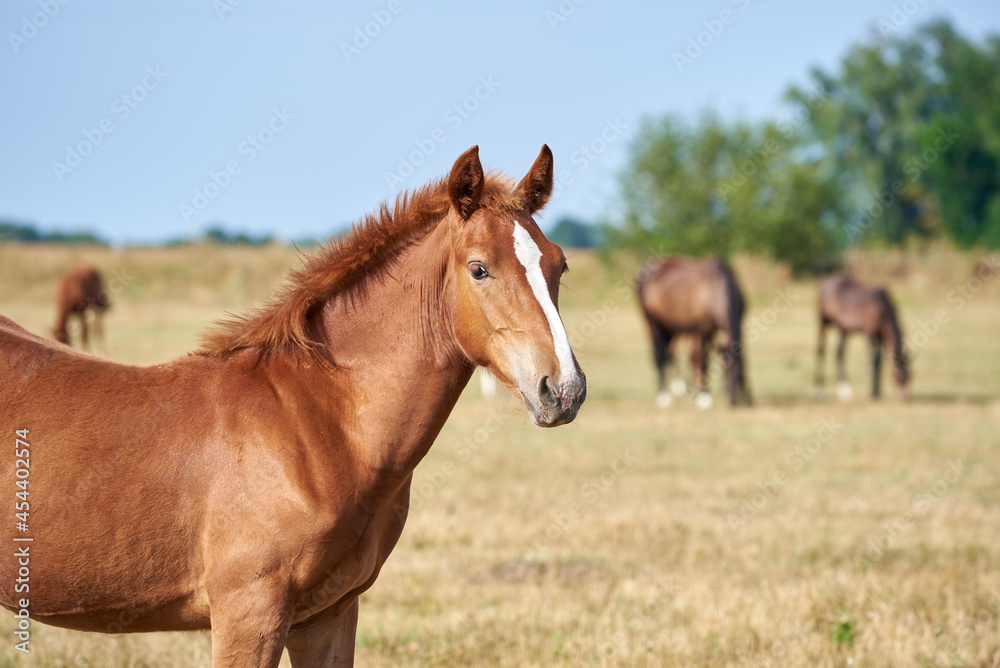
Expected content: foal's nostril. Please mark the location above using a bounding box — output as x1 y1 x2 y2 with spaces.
538 376 560 408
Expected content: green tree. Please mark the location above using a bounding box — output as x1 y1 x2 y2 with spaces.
787 19 1000 248
920 23 1000 248
609 113 742 258
608 113 840 273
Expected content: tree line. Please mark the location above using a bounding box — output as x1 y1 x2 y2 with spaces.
0 221 277 248
0 221 107 245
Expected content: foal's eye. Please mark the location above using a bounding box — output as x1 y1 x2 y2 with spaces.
469 262 490 280
561 262 569 276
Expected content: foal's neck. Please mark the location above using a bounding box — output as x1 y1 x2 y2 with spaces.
316 221 473 474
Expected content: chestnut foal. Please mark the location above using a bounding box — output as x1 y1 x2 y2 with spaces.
0 146 585 667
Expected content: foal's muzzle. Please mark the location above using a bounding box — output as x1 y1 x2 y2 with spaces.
527 371 587 427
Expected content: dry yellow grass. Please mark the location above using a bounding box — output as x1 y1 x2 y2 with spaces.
0 243 998 667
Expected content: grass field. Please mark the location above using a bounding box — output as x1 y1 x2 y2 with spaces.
0 242 998 667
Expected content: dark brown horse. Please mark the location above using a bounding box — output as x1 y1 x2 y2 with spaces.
52 265 110 350
814 273 909 401
637 256 750 408
0 146 585 667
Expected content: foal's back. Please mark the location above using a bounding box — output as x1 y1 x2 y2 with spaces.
0 315 359 632
0 317 287 630
0 317 208 623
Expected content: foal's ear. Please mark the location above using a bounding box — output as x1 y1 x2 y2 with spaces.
448 145 485 221
514 144 554 214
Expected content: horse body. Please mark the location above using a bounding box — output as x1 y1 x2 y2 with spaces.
0 317 412 633
53 265 109 349
637 256 749 407
814 273 909 400
639 259 729 335
0 146 585 667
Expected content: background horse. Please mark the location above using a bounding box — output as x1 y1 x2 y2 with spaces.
52 265 110 351
637 256 750 408
814 273 909 401
0 145 585 668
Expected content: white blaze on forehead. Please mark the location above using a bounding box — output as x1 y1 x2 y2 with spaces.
512 221 578 386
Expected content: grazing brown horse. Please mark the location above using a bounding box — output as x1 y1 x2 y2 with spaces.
637 256 750 408
52 265 110 350
0 146 585 667
814 273 909 401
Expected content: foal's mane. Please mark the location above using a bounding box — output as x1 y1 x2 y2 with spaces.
198 172 522 361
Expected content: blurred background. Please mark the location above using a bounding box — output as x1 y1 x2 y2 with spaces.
2 2 999 667
2 0 999 256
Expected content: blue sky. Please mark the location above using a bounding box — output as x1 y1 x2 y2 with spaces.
2 0 998 245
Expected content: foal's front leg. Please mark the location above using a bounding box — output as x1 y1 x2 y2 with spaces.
208 581 293 668
286 598 359 667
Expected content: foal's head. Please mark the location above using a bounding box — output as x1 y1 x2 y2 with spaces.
445 146 586 426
